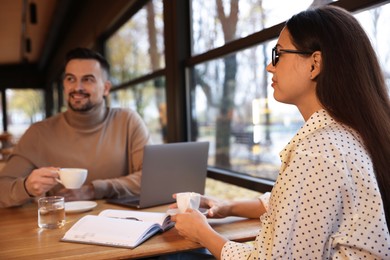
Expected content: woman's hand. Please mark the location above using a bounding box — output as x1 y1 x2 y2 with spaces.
171 209 210 243
169 194 232 218
201 195 231 218
171 208 229 257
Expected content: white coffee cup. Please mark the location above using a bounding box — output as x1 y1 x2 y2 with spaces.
176 192 201 213
56 168 88 189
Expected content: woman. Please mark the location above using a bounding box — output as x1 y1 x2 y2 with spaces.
171 5 390 259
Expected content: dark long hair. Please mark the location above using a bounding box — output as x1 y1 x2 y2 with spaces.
286 5 390 230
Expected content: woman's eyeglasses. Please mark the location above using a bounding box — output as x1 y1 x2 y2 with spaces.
272 47 312 66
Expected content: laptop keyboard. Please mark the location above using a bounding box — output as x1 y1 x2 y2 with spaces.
106 196 140 207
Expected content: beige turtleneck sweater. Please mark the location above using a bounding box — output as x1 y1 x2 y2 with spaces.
0 102 151 207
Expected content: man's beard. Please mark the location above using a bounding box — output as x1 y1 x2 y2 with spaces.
68 91 94 112
68 100 94 112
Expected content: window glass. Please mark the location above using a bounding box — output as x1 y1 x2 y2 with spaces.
6 89 44 139
106 0 164 85
109 77 166 144
355 3 390 92
191 0 337 55
189 1 387 182
190 42 302 181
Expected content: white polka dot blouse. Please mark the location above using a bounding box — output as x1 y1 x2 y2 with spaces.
221 109 390 259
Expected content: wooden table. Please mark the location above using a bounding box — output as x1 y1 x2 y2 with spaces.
0 200 260 259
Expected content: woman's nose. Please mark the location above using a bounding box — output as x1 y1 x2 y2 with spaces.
266 62 274 73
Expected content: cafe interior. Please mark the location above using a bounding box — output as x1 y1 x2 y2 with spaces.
0 0 389 258
1 0 389 195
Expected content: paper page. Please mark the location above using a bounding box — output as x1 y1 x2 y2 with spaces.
99 209 168 226
62 215 160 248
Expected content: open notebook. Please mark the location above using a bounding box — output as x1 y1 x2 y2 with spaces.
62 209 174 248
107 141 209 208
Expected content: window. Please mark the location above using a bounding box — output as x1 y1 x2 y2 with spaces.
109 77 167 144
191 0 337 54
106 0 164 85
106 0 166 144
355 3 390 92
189 0 336 181
190 41 303 181
103 0 390 191
188 0 389 183
6 89 44 138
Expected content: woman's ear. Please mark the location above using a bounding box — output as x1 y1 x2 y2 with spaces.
310 51 322 80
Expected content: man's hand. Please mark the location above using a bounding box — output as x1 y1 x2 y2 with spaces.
55 183 95 201
24 167 60 197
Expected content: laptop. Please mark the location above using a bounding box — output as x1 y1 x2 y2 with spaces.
106 141 209 208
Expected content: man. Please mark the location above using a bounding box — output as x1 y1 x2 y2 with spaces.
0 48 151 207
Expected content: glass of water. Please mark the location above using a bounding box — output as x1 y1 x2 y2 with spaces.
38 196 65 229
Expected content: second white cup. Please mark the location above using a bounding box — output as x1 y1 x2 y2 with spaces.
56 168 88 189
176 192 201 213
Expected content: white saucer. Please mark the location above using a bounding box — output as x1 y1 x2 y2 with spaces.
166 208 208 216
65 201 97 213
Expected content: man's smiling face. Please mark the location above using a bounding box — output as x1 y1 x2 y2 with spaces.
63 59 111 112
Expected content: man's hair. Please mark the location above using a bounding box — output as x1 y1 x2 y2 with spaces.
286 5 390 230
65 47 110 77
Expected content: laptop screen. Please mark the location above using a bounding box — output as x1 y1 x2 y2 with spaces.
139 141 209 208
107 141 209 209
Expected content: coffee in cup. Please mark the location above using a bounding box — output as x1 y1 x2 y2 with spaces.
176 192 201 213
56 168 88 189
